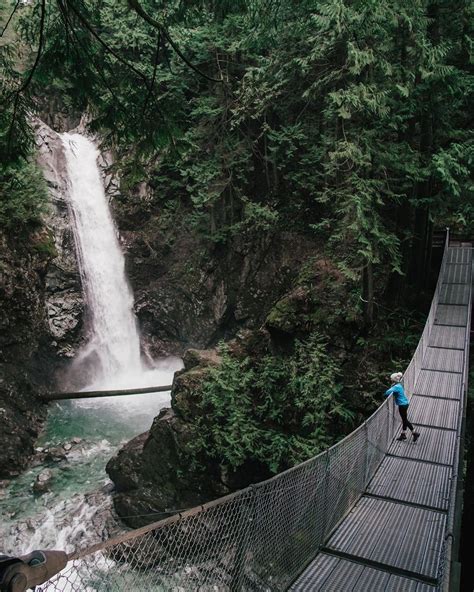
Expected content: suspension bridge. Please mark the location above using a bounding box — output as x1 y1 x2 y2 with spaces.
8 232 473 591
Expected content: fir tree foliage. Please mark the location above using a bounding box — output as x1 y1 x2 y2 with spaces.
188 334 353 474
0 160 48 230
1 0 472 258
1 1 48 232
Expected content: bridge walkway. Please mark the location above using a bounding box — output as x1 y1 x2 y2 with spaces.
289 245 472 591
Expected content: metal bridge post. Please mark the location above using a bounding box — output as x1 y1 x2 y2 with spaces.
321 452 331 541
363 421 370 487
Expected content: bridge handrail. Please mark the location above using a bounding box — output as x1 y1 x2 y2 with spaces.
40 230 455 592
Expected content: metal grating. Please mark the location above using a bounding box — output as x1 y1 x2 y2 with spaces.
414 370 462 400
289 553 437 591
288 244 470 591
422 347 464 372
434 304 468 326
428 325 465 350
326 498 446 580
388 427 456 466
439 283 470 305
443 263 471 284
446 248 472 264
408 396 459 430
289 553 339 591
366 456 451 510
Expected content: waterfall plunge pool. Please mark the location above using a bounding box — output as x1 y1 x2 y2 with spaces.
0 356 183 554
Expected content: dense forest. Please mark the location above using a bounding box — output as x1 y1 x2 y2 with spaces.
3 0 472 253
1 0 473 546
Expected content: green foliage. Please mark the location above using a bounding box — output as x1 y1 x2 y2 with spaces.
3 0 472 262
32 231 57 258
1 0 472 478
187 334 354 474
0 160 48 231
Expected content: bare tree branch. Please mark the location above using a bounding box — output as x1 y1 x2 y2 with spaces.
1 0 21 38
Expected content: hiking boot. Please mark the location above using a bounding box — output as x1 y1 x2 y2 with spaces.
412 432 420 442
396 433 407 441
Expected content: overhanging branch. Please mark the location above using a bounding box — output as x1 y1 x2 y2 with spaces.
7 0 46 152
64 0 154 91
0 0 21 38
127 0 223 83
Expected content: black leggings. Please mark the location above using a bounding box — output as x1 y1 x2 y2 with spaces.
398 404 414 431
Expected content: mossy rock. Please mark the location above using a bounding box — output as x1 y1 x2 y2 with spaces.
266 286 312 335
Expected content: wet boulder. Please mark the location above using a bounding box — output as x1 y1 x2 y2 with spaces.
33 468 53 494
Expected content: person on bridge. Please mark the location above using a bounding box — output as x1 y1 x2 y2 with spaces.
385 372 420 442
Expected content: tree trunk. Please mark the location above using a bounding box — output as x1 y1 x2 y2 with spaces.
263 113 271 192
410 107 433 288
362 262 374 327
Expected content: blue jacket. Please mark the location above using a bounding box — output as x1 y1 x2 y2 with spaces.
385 382 409 406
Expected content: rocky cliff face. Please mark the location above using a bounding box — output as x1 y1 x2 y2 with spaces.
123 227 317 356
0 231 51 478
106 347 259 528
105 226 355 527
35 121 84 369
0 121 85 478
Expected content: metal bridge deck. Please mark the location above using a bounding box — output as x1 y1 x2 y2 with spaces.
290 246 472 591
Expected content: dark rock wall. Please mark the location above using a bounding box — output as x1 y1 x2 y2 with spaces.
0 232 51 478
105 227 337 528
0 121 84 478
122 224 317 356
35 121 85 368
106 349 228 526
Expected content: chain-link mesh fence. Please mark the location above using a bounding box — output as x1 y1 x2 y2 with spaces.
35 233 462 592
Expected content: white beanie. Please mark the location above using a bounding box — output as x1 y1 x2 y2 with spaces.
390 372 403 383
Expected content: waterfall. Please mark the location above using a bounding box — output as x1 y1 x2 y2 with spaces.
61 133 144 388
0 129 182 557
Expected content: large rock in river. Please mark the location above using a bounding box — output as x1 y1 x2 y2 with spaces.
106 349 228 528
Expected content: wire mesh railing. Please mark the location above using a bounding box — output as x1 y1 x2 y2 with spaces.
36 231 459 592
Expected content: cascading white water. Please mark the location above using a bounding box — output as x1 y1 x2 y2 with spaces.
61 131 182 397
61 133 143 387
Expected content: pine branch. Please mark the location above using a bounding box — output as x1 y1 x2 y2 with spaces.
7 0 46 153
64 0 154 91
56 0 129 117
127 0 223 83
142 31 161 117
58 0 166 130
